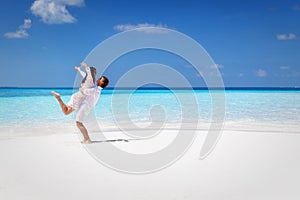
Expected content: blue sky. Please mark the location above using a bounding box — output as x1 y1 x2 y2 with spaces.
0 0 300 88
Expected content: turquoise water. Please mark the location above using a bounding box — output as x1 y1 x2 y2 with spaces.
0 88 300 134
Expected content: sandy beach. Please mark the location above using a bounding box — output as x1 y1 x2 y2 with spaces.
2 0 300 198
1 129 300 200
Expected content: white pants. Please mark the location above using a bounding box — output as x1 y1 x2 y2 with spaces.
75 103 91 122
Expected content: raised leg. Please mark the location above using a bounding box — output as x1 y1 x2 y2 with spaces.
51 91 73 115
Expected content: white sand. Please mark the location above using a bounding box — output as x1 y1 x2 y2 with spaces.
1 130 300 200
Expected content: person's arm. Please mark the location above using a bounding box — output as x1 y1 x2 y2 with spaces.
75 66 86 77
80 62 93 84
81 62 90 73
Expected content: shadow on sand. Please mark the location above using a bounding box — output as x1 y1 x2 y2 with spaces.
92 138 144 143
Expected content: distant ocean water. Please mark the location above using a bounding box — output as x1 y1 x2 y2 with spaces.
0 88 300 136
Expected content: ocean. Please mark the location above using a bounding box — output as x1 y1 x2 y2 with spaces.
0 88 300 136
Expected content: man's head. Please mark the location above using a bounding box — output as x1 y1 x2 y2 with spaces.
97 76 109 88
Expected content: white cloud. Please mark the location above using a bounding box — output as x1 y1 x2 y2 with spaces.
291 4 300 11
19 19 32 29
196 71 223 78
30 0 84 24
210 64 224 69
194 64 224 79
274 71 300 78
256 69 267 77
196 72 203 78
114 23 170 33
4 19 32 39
279 66 289 70
276 33 297 40
4 30 29 39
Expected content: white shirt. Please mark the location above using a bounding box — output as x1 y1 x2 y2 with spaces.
81 86 103 109
67 66 95 110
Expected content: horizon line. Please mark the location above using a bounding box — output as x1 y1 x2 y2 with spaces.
1 86 300 91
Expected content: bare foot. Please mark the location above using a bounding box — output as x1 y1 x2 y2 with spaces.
81 139 92 144
51 91 61 99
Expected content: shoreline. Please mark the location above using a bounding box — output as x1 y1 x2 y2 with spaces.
1 121 299 141
0 119 300 135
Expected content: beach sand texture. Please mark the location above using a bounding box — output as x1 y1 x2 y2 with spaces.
1 130 300 200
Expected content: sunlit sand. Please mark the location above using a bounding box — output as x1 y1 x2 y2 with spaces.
1 127 300 200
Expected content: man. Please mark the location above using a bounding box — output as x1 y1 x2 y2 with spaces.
76 75 109 143
51 62 97 115
52 65 109 144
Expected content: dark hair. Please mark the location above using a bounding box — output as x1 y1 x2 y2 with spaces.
98 76 109 88
82 67 97 84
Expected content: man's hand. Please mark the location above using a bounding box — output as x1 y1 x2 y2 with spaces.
75 66 81 71
81 62 88 68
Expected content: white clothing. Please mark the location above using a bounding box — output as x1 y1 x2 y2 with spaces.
75 103 90 122
67 92 84 111
75 86 102 122
79 67 94 91
67 66 95 110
